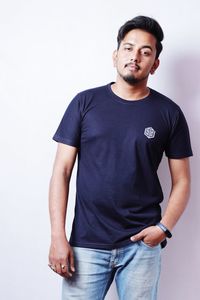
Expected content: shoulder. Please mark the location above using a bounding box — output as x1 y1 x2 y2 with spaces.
150 89 189 131
150 89 180 111
72 84 109 112
76 84 108 99
150 88 185 123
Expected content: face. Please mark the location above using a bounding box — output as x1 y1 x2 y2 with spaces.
113 29 160 85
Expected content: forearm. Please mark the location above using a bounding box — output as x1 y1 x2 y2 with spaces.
131 178 191 245
49 172 70 240
48 144 77 277
161 178 190 231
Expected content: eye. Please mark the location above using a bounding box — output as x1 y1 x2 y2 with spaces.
142 50 151 56
124 46 132 51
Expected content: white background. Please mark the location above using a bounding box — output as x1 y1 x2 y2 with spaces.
0 0 199 299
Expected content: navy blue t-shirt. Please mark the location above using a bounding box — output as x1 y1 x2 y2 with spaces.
53 83 193 250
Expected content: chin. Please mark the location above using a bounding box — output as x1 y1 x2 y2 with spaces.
123 76 140 85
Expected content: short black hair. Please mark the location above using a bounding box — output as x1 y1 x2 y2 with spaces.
117 16 164 59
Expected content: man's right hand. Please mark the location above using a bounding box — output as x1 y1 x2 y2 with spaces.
48 237 75 278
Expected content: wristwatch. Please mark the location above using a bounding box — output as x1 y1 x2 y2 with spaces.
156 222 172 238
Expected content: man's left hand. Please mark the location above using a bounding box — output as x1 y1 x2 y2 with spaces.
130 226 166 247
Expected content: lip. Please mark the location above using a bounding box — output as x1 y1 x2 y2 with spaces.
125 63 140 71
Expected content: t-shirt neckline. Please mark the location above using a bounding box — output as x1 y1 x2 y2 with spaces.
107 82 153 105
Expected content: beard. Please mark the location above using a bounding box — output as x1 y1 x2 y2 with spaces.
120 73 149 85
122 74 141 85
117 63 149 85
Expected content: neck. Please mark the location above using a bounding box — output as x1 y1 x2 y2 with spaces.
111 76 150 101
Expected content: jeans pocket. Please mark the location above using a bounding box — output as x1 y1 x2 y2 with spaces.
140 240 160 249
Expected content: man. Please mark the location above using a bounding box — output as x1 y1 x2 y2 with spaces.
48 16 192 299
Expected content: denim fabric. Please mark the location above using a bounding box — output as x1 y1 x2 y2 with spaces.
62 241 161 300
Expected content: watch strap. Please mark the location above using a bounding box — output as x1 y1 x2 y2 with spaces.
156 222 172 238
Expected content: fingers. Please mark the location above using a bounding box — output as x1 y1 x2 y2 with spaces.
48 263 56 272
57 262 69 277
130 230 145 242
48 250 75 278
48 261 70 277
130 226 166 246
69 250 75 273
60 264 67 272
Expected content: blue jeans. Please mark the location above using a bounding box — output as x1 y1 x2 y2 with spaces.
62 241 161 300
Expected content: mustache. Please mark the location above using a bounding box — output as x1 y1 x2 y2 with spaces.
124 63 140 70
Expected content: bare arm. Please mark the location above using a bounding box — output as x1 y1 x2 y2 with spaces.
131 158 191 246
160 158 191 230
48 143 78 277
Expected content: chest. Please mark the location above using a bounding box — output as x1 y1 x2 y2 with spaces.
80 104 170 149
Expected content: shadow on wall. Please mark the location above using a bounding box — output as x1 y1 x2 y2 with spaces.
104 55 200 300
168 54 199 219
159 54 200 300
169 53 199 212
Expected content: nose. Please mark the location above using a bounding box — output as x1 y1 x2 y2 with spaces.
130 50 140 62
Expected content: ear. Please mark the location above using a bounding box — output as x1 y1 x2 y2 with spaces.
150 59 160 74
112 50 118 67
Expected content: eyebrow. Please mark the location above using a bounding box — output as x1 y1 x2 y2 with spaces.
123 42 153 51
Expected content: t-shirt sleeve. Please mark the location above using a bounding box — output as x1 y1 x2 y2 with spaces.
53 94 82 148
165 108 193 158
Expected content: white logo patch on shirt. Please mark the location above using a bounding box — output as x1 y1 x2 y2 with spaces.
144 127 156 139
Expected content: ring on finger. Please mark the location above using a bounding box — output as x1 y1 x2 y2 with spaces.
61 264 67 270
